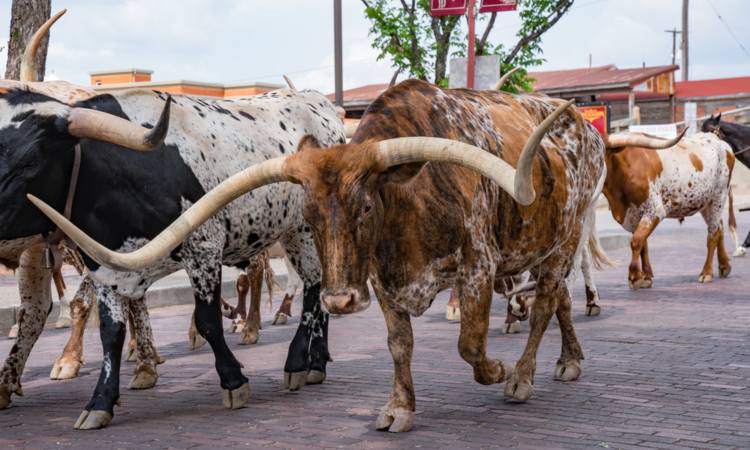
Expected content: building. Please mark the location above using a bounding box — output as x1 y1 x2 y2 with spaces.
89 69 282 98
331 65 750 127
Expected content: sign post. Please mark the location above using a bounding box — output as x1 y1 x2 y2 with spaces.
430 0 517 89
467 1 476 88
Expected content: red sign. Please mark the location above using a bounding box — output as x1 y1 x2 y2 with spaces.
430 0 467 16
578 103 610 137
479 0 517 13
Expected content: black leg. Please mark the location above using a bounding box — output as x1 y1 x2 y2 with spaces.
742 230 750 248
74 286 126 430
284 282 329 389
193 279 248 392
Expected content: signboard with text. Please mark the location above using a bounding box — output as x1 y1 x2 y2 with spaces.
577 102 610 137
430 0 467 16
479 0 517 13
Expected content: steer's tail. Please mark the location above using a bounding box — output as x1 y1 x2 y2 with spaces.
586 169 616 270
728 186 740 250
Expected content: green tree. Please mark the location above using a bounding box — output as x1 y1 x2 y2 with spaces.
361 0 574 91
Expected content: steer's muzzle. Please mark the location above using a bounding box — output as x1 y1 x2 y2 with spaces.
321 287 370 314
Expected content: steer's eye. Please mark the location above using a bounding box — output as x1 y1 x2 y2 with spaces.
363 203 372 216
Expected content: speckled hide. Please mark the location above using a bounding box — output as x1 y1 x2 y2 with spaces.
602 132 736 287
284 80 606 431
0 85 343 426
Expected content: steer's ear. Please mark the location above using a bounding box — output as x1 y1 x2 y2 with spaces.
377 161 427 185
296 134 322 152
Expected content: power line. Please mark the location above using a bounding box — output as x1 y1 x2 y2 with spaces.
705 0 750 60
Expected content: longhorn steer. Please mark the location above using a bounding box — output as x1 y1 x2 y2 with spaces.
0 11 164 409
1 77 343 431
37 81 680 433
701 114 750 256
602 131 736 287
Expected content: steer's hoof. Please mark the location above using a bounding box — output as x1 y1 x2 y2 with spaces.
221 382 250 409
55 317 72 329
734 247 747 257
554 359 581 382
189 332 207 350
7 324 18 339
504 376 533 403
503 321 521 334
375 406 414 433
445 305 460 322
284 371 308 391
239 328 259 345
306 370 326 385
128 365 158 390
698 273 713 283
720 266 731 278
50 356 83 380
74 410 113 430
272 311 289 326
585 304 601 317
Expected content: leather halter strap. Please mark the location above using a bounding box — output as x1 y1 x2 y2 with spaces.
46 143 81 250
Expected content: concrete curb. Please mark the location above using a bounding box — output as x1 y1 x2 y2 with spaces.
0 275 287 335
1 232 631 335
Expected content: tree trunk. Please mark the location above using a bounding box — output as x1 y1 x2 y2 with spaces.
5 0 51 81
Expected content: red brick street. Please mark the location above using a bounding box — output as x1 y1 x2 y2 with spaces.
2 216 749 449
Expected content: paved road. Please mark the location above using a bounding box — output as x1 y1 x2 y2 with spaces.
1 216 750 449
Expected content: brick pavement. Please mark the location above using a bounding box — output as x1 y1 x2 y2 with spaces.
1 217 750 449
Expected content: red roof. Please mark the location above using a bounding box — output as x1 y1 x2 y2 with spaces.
327 83 389 105
675 76 750 99
528 65 678 93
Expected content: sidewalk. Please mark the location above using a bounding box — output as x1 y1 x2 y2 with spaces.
5 202 730 334
0 259 289 334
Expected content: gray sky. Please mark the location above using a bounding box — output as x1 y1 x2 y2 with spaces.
1 0 749 93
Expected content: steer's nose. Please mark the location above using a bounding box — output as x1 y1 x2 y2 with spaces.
321 288 370 314
322 293 356 314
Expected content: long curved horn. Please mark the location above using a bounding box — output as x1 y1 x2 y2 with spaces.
604 127 687 149
20 9 67 82
377 99 574 205
26 156 290 271
493 67 520 91
283 75 298 93
67 96 172 151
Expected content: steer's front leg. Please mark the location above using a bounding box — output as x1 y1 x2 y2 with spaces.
284 282 329 389
374 294 415 433
74 285 126 430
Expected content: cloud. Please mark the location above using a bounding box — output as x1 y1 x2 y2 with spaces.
0 0 747 91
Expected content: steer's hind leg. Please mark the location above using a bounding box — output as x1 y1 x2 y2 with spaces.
629 217 659 289
458 276 513 385
239 259 263 345
580 246 601 316
505 255 570 403
74 285 127 430
699 205 727 282
553 283 584 382
374 292 415 433
127 299 162 390
51 276 95 380
0 245 53 409
281 232 329 390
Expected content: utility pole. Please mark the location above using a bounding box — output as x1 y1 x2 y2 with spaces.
466 0 476 89
334 0 343 106
665 27 681 65
681 0 689 81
